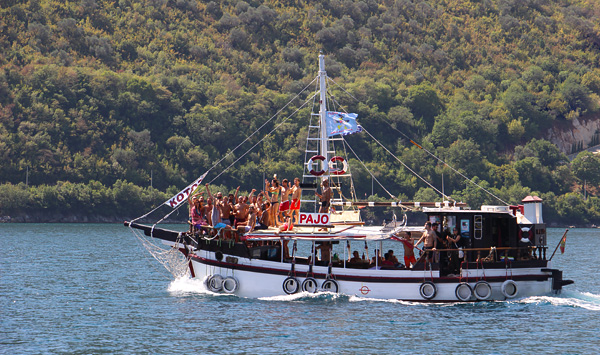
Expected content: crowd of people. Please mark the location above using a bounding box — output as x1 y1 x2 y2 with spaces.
187 176 330 235
187 177 467 272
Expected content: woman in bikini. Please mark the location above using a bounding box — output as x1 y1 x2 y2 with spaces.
266 177 281 227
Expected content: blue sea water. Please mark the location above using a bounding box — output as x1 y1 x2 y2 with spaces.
1 224 599 354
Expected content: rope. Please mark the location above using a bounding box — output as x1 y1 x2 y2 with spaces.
361 127 450 201
386 125 509 205
208 84 319 184
130 76 318 224
342 137 396 199
209 93 316 184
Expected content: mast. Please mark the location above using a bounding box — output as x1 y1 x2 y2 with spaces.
318 54 328 174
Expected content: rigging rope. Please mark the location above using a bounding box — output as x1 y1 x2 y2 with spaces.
386 125 509 205
327 74 507 206
341 136 396 200
360 127 451 201
131 77 319 223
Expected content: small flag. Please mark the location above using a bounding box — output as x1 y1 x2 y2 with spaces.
325 111 362 137
559 234 567 254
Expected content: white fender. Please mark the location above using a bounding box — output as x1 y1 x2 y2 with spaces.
501 280 518 299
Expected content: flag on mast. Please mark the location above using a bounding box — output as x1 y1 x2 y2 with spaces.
559 233 567 253
325 111 361 137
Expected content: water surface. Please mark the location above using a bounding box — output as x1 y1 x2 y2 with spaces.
1 224 598 354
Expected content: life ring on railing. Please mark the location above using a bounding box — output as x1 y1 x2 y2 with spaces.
321 279 339 293
455 282 472 302
501 280 518 299
328 156 348 175
419 281 437 300
282 277 300 294
301 277 319 293
307 155 326 176
222 276 239 294
206 274 224 293
473 281 492 300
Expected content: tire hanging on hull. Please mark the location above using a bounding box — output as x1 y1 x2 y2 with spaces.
501 280 518 299
321 279 339 293
419 281 437 300
283 277 300 294
473 281 492 300
302 277 319 293
455 282 472 302
206 274 224 293
222 276 239 294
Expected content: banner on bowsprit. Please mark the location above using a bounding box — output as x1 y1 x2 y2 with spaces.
164 172 208 208
298 212 331 226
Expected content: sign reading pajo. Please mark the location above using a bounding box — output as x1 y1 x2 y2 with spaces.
298 212 330 226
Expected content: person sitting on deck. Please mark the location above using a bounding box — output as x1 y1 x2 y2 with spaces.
381 253 395 267
370 249 384 266
188 194 208 233
387 249 399 265
349 251 362 263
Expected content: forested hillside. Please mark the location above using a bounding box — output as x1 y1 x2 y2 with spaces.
1 0 600 224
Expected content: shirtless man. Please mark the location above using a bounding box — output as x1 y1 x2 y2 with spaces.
315 178 332 213
415 222 437 263
289 177 302 225
221 187 239 226
234 189 256 228
278 179 291 223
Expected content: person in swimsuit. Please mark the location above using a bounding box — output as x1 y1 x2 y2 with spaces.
315 178 332 213
278 179 291 223
415 222 437 263
266 177 281 227
290 177 302 225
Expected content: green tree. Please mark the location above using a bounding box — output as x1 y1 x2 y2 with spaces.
571 151 600 186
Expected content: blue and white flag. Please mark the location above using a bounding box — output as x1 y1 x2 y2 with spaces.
325 111 362 137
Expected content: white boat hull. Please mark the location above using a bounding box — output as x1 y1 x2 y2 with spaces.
187 248 554 302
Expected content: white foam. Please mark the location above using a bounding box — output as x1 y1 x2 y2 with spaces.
167 276 210 294
259 291 344 302
518 294 600 311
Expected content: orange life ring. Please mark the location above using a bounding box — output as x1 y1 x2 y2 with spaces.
328 156 348 175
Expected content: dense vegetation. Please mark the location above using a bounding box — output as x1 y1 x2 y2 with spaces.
1 0 600 224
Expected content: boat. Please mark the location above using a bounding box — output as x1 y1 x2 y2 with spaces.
126 54 573 301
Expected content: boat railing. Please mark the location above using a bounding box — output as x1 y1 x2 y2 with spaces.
414 245 548 264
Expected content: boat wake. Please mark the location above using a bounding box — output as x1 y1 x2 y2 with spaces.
516 291 600 311
259 291 348 302
167 276 231 297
